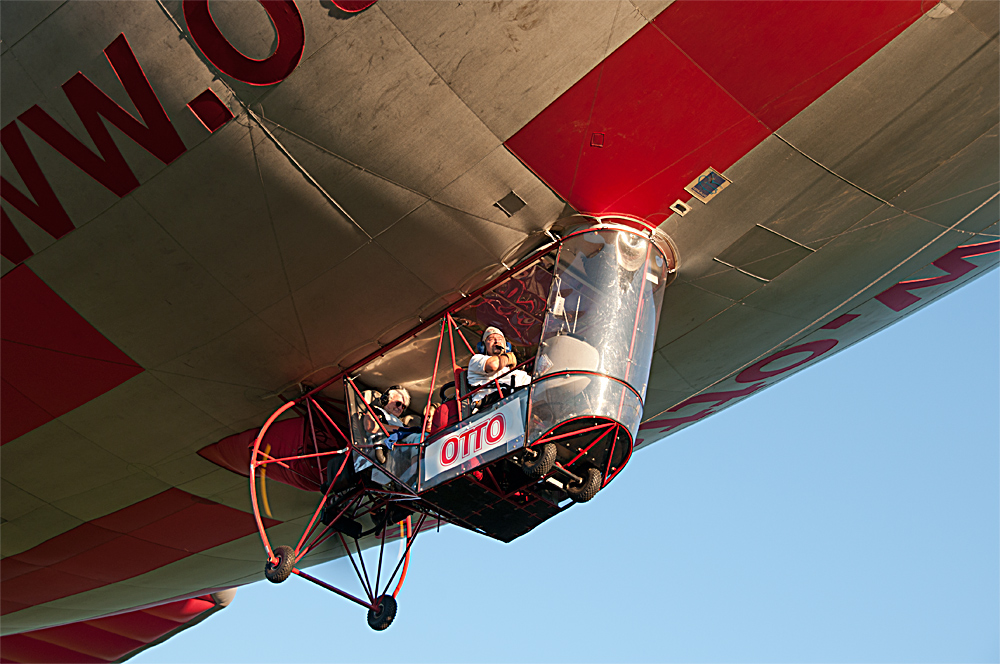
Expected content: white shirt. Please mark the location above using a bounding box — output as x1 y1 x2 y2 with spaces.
467 353 509 387
467 354 531 400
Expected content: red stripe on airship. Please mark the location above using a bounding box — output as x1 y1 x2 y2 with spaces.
0 266 144 445
506 0 925 221
1 488 279 615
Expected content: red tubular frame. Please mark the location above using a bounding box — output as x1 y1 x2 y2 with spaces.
255 449 344 466
345 379 396 440
392 517 412 598
525 371 642 478
604 424 622 485
292 459 350 557
250 399 299 560
250 384 428 615
534 421 616 447
530 414 634 489
531 369 643 402
377 512 426 599
561 422 617 468
420 319 447 445
618 242 653 420
247 219 675 620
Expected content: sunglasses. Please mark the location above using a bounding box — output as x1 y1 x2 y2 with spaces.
387 400 405 412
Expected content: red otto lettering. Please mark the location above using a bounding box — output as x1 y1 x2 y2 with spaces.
471 422 488 452
640 338 840 435
875 240 1000 312
440 437 459 465
640 383 765 434
735 339 838 383
486 415 505 444
821 314 859 330
183 0 305 86
439 415 507 468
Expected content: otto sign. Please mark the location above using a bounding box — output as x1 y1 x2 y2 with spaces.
423 398 525 486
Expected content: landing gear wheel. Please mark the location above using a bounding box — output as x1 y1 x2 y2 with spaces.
367 594 397 631
566 467 602 503
264 545 295 583
522 442 556 479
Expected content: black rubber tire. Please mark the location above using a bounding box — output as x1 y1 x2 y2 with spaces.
264 545 295 584
565 467 602 503
367 594 397 631
522 442 556 479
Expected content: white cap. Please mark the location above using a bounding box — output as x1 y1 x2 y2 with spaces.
482 326 504 342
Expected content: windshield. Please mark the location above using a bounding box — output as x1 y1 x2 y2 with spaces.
534 228 667 400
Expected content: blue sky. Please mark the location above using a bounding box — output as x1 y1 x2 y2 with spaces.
137 268 999 664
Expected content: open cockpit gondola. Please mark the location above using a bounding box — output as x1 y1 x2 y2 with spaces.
248 216 678 629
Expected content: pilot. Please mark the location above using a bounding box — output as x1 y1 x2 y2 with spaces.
363 386 410 435
360 386 410 466
467 326 531 405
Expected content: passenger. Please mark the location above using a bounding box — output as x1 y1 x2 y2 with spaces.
323 388 410 517
467 326 531 406
423 403 439 435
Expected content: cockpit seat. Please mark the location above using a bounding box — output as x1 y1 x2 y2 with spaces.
429 400 460 436
457 370 475 418
428 380 462 437
536 334 600 396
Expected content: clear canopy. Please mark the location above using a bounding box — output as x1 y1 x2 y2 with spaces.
528 227 669 441
535 228 667 397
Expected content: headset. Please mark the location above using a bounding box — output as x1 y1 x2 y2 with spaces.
378 385 406 409
476 337 513 355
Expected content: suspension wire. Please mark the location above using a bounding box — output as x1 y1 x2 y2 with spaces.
374 514 389 599
354 534 374 601
338 531 374 603
260 444 273 518
381 512 427 598
421 318 447 445
294 458 353 556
